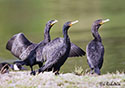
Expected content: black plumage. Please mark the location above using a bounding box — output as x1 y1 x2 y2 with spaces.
35 34 86 62
36 20 81 74
6 20 58 74
86 19 109 75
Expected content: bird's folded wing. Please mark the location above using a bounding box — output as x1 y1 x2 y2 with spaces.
41 37 63 61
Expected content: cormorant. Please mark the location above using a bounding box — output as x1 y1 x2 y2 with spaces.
6 20 58 75
0 62 26 74
35 20 82 75
86 19 110 75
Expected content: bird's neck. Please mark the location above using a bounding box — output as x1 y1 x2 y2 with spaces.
91 25 102 42
44 26 51 43
63 26 70 44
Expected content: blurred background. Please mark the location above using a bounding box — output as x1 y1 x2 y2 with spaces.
0 0 125 74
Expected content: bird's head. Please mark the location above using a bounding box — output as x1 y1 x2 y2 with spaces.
46 20 58 28
92 19 110 30
63 20 79 30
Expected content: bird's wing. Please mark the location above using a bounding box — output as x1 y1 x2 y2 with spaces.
19 44 37 60
35 41 47 62
98 45 104 69
58 38 86 57
86 41 104 68
42 37 64 61
69 43 86 57
37 37 85 61
41 39 66 71
6 33 35 60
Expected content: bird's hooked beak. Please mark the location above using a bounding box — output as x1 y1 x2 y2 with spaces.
100 19 110 25
69 20 79 26
51 20 58 26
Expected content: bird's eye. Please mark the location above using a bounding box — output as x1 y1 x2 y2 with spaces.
97 24 101 26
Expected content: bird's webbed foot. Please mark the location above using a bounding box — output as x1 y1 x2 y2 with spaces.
38 68 44 74
53 70 59 75
90 69 94 74
30 71 36 76
55 71 59 75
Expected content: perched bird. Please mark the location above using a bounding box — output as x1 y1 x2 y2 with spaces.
0 62 26 74
35 20 82 75
6 20 58 75
86 19 110 75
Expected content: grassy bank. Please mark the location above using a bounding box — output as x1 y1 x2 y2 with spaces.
0 71 124 88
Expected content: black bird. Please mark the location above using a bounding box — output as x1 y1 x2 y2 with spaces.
6 20 58 75
0 62 26 74
36 20 83 75
86 19 110 75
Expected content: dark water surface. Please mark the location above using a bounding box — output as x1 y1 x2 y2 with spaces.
0 0 125 74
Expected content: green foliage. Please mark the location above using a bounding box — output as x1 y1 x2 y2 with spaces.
74 66 84 75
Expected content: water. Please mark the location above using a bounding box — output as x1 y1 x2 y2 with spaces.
0 0 125 74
